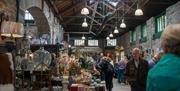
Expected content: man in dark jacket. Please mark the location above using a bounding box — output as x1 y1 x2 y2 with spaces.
125 48 149 91
100 57 114 91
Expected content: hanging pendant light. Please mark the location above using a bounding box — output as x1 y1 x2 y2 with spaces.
109 33 113 37
135 9 143 16
81 7 89 15
113 26 119 33
82 18 88 27
135 1 143 16
82 35 85 40
120 19 126 28
106 36 110 40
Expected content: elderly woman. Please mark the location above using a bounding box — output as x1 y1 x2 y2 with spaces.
146 24 180 91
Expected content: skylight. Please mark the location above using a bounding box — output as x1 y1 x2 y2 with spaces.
106 0 119 7
89 0 95 4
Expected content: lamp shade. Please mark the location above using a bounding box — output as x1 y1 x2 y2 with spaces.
135 9 143 16
82 22 88 27
1 21 24 37
106 36 110 40
82 18 88 27
109 33 113 37
120 19 126 28
81 7 89 15
82 35 85 40
113 26 119 33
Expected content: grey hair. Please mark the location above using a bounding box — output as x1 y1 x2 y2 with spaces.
132 48 141 54
160 24 180 56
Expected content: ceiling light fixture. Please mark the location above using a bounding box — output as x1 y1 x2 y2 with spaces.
135 0 143 16
113 26 119 33
82 18 88 27
81 0 89 15
109 33 113 37
114 10 119 34
120 4 126 28
82 35 85 40
81 7 89 15
120 19 126 28
106 36 110 40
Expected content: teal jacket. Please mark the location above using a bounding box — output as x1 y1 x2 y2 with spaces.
147 53 180 91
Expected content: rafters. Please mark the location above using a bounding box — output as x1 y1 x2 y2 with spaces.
102 2 115 10
86 5 104 17
97 0 137 35
61 0 86 15
49 0 179 38
89 2 98 35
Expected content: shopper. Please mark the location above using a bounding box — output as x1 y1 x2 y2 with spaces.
147 24 180 91
125 48 149 91
96 52 105 81
148 54 160 69
100 57 114 91
117 56 128 84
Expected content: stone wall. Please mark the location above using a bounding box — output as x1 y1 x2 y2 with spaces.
166 1 180 25
19 0 64 44
117 1 180 60
117 32 131 53
42 1 64 44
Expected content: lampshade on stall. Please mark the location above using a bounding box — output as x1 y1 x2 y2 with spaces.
1 21 24 38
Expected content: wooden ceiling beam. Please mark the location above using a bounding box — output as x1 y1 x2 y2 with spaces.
61 0 85 15
64 32 91 34
89 2 98 35
86 15 102 25
86 5 104 17
64 18 76 24
62 16 148 19
97 0 143 35
62 7 101 25
102 2 115 10
66 23 112 26
56 0 70 9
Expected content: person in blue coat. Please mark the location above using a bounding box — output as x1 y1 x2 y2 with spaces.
147 24 180 91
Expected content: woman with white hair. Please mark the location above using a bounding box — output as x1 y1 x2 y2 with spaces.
146 24 180 91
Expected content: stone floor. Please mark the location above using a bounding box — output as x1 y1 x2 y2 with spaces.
112 78 131 91
18 78 131 91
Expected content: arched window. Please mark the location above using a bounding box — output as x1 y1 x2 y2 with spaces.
24 10 34 20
